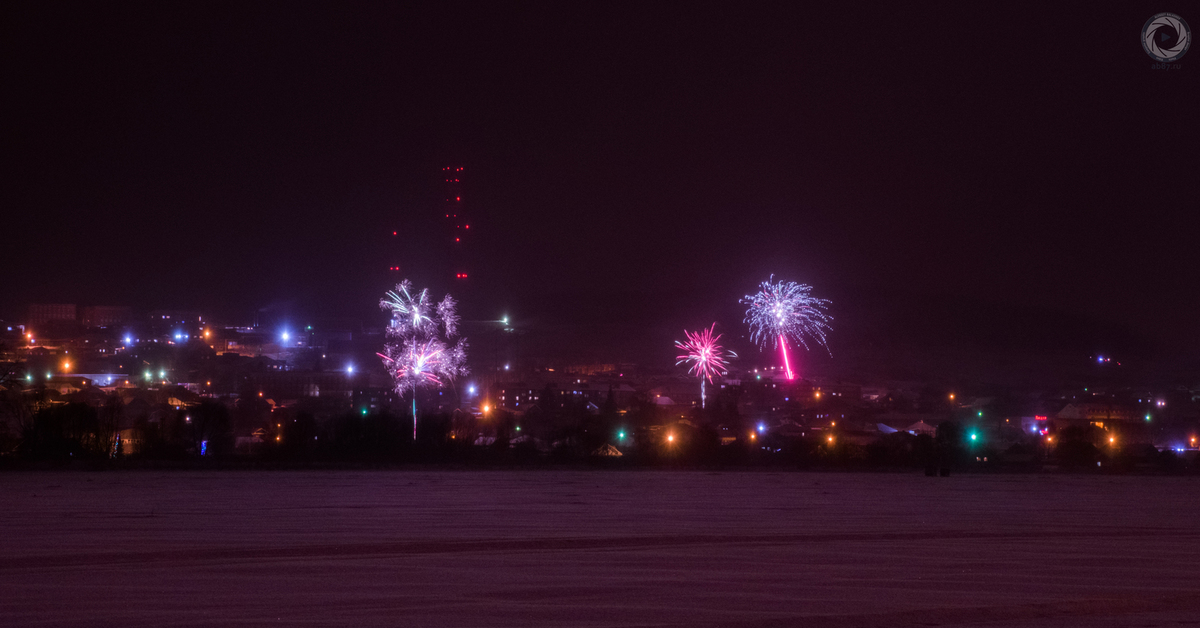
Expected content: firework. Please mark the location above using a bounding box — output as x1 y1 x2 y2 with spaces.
740 275 832 380
675 323 736 409
379 280 468 438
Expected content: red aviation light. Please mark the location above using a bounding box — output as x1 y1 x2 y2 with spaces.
456 196 460 201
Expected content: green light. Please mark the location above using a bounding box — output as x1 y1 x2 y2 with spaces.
515 426 521 431
361 408 367 415
618 431 625 439
1145 414 1151 422
977 411 982 417
970 433 978 441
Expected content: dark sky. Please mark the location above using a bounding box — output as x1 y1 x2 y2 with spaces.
3 3 1197 370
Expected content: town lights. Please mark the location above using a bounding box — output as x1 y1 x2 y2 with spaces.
482 404 490 413
667 434 675 443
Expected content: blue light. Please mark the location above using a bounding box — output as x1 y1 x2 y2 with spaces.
468 385 476 395
757 424 765 433
174 333 182 340
200 441 208 456
346 365 354 375
124 336 132 344
281 331 290 342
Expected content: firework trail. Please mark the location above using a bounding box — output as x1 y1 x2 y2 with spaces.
675 323 736 409
740 275 832 380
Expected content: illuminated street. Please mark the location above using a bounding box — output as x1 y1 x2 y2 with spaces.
4 471 1200 627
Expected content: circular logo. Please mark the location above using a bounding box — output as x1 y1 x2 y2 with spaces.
1143 13 1191 62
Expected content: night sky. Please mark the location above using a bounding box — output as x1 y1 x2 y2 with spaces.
3 3 1197 373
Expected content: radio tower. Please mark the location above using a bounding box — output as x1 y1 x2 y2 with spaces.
444 166 470 283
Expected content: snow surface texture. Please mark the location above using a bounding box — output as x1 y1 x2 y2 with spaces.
3 471 1200 627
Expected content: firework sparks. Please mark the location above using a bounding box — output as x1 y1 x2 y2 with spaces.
379 280 468 438
381 280 436 337
740 275 832 380
675 323 736 409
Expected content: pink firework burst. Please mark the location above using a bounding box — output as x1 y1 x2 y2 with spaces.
675 323 736 408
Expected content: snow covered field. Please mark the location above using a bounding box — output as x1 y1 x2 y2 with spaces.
3 470 1200 627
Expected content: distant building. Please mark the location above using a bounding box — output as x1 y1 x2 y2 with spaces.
1056 403 1136 428
148 310 204 324
80 306 133 327
28 304 76 326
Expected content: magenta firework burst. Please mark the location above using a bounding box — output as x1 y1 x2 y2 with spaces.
379 280 468 438
740 275 832 380
675 323 736 409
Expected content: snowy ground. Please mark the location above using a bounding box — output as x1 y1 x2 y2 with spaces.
3 470 1200 627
